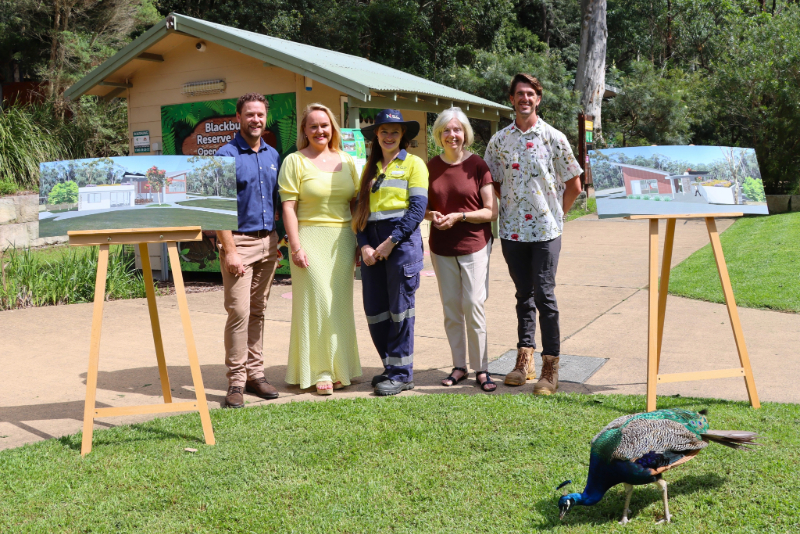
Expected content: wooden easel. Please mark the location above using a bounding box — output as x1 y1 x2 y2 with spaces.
626 214 760 412
68 227 215 455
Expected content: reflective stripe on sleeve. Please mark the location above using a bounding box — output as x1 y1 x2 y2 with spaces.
408 187 428 197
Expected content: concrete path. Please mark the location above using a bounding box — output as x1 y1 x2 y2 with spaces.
1 215 798 451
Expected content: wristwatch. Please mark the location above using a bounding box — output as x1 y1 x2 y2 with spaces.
390 235 400 245
461 212 467 222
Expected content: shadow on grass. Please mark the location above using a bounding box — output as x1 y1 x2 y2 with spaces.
56 423 206 451
530 473 727 529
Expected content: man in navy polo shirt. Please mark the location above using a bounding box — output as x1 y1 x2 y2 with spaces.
215 92 281 408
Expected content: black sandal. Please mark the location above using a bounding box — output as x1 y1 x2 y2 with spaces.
476 371 497 392
442 367 468 387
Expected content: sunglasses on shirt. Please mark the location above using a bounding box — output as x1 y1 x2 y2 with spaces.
371 173 386 193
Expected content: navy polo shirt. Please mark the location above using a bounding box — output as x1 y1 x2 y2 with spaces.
215 133 281 232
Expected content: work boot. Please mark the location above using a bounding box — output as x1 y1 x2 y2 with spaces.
504 347 536 386
245 376 279 400
533 354 560 395
225 385 245 408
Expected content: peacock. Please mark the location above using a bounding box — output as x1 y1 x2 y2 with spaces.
557 408 760 524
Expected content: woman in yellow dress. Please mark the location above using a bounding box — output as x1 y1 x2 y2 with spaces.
279 103 361 395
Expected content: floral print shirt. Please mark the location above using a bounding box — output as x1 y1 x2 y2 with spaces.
484 118 582 242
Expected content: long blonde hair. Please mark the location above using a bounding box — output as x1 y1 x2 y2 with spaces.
296 103 343 151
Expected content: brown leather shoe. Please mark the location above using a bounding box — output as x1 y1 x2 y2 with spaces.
225 385 245 408
245 376 279 400
533 354 560 395
504 347 536 386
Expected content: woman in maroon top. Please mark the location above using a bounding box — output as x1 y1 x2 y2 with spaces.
425 107 498 392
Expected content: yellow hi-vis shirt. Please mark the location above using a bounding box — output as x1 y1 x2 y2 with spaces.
367 150 429 221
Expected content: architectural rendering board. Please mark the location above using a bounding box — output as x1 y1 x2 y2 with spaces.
39 155 237 237
589 146 769 219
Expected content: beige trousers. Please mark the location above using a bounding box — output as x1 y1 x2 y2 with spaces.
430 240 492 373
220 231 278 386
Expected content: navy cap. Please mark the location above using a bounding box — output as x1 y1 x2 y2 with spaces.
360 109 420 141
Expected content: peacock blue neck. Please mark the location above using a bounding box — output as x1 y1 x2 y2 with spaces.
571 452 634 507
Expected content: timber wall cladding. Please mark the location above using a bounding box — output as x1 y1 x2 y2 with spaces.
127 35 295 155
128 33 428 162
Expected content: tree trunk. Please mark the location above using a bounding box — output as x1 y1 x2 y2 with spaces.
574 0 607 132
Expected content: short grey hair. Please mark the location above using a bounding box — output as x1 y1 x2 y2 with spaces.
432 107 474 149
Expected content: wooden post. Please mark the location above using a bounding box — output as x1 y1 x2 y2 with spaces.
139 243 172 403
80 244 109 456
72 227 215 455
167 242 215 445
626 214 760 412
705 217 761 408
647 219 659 412
656 218 676 370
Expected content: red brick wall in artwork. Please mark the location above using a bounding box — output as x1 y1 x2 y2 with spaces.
621 167 672 195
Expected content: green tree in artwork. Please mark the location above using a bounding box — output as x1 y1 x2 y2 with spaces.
188 156 236 197
47 181 78 205
742 177 766 203
145 166 171 204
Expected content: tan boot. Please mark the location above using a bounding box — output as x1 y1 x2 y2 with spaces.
533 354 560 395
504 347 536 386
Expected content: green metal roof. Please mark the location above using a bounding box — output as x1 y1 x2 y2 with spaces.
65 13 512 120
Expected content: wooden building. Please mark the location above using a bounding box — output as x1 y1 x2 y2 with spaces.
65 13 513 161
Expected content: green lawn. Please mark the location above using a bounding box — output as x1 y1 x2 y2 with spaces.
1 394 797 533
567 197 598 222
669 212 800 312
177 198 237 211
39 208 237 237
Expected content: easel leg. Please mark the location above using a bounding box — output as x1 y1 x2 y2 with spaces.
167 243 216 445
81 245 109 456
139 244 172 403
705 218 760 408
656 219 676 371
647 219 659 412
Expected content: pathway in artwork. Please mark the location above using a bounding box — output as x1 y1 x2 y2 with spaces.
44 203 237 222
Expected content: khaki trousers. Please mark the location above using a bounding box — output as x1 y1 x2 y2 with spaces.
220 231 278 386
430 240 492 373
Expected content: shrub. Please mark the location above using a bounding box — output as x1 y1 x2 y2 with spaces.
0 245 149 310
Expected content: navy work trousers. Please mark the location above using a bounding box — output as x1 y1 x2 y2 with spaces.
360 220 424 382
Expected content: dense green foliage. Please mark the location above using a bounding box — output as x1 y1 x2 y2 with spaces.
0 99 128 192
2 1 800 193
1 393 798 532
669 212 800 312
0 245 149 310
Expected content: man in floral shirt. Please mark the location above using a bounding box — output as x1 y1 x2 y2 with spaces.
484 73 583 395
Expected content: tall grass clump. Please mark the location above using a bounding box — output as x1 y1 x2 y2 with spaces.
0 105 69 191
0 246 148 310
0 97 128 192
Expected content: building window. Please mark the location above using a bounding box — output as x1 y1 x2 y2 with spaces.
168 180 185 193
110 192 130 207
636 179 659 195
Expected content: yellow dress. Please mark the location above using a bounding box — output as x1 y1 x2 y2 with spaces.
278 151 361 388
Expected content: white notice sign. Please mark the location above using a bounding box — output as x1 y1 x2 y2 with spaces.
133 130 150 153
